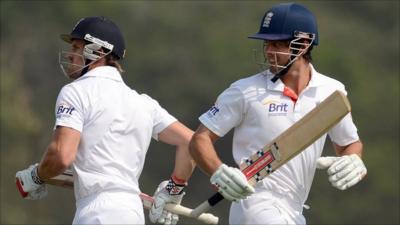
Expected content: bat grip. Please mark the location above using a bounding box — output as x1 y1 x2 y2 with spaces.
208 193 225 206
191 193 224 217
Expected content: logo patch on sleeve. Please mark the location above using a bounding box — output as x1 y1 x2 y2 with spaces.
206 106 220 117
56 101 75 118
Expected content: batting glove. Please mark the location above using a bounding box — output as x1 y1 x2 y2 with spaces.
149 177 186 225
15 163 48 200
317 154 367 190
210 164 255 202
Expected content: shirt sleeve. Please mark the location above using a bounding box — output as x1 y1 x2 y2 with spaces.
54 85 84 132
328 87 359 146
141 94 177 140
199 86 244 137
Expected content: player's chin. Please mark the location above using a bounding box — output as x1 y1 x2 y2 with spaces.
269 66 279 74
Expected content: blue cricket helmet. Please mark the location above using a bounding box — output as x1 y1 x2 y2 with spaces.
61 16 126 59
249 3 319 45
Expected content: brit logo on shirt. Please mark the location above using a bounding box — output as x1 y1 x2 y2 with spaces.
206 105 220 118
263 99 289 116
56 101 75 118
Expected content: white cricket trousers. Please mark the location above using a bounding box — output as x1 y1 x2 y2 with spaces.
229 191 306 225
73 191 144 224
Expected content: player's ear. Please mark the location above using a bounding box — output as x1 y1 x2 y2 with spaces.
299 39 310 51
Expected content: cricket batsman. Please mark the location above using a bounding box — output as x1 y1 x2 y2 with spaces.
15 16 195 225
189 3 367 224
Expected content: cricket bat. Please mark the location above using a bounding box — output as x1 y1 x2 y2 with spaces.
190 90 351 217
46 170 218 224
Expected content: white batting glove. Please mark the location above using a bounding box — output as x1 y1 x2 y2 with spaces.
149 177 186 225
317 154 367 190
210 164 255 202
15 163 48 200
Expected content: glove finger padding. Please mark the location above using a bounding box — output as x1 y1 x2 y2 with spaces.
15 163 47 200
156 210 168 224
328 158 357 182
210 164 254 202
228 167 255 194
328 163 355 182
218 171 244 196
27 184 48 200
149 183 167 223
16 170 40 193
328 155 351 175
214 175 243 201
171 213 179 225
332 169 358 188
333 164 366 189
322 154 366 191
149 178 186 224
338 174 364 190
163 211 172 225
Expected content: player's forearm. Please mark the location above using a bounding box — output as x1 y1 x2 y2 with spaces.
38 141 72 180
335 140 363 157
38 127 80 180
157 121 195 181
189 132 222 176
172 144 196 181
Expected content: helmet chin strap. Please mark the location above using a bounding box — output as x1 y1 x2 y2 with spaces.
80 59 92 77
270 54 296 83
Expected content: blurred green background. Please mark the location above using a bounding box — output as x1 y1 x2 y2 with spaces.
1 0 398 224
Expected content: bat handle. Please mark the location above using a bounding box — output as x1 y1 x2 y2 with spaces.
140 193 219 224
191 193 224 217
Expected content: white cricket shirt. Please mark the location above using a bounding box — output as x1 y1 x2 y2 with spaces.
54 66 176 200
199 64 359 208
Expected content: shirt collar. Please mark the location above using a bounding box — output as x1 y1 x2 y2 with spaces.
77 66 123 82
266 63 325 91
307 64 326 87
265 70 285 92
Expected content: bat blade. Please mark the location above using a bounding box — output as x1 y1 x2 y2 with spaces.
46 170 219 224
190 90 351 217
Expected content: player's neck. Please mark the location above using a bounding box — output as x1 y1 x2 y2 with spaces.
281 62 311 95
88 59 107 71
